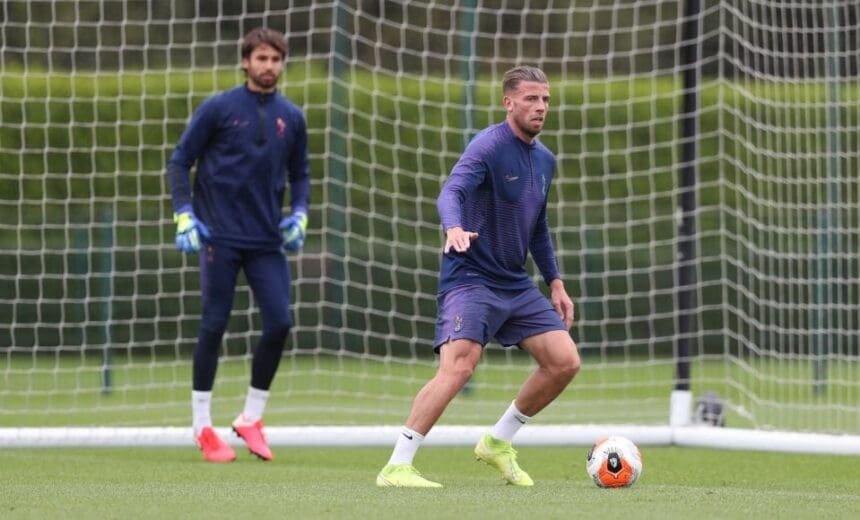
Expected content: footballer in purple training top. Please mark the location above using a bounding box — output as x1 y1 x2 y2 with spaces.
377 66 580 488
435 118 564 348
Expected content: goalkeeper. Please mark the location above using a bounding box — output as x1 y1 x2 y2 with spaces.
166 27 310 463
377 66 580 487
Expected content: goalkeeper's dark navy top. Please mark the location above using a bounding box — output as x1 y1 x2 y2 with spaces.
167 84 310 249
436 120 561 293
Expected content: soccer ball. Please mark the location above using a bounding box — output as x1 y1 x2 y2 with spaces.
585 436 643 488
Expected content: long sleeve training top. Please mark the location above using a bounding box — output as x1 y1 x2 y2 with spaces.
167 84 310 249
436 121 561 293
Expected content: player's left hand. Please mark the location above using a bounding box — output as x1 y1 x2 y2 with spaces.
549 279 575 329
279 211 308 251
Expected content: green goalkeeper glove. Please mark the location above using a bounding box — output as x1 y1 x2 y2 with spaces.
174 206 210 253
279 211 308 251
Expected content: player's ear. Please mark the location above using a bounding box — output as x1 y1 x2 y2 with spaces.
503 95 513 112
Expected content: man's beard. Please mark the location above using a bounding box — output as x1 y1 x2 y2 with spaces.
249 71 279 90
519 119 542 139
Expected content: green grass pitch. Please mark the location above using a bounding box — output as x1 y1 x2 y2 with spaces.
1 446 858 519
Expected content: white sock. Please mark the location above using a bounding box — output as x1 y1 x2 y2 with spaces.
241 386 270 422
387 427 425 465
490 400 530 442
192 390 213 435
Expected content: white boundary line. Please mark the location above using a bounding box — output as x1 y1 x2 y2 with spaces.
1 425 858 454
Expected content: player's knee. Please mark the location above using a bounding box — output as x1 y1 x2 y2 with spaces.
262 318 291 342
441 361 475 386
200 315 230 337
565 355 581 381
453 363 476 384
198 324 227 353
554 345 581 382
565 340 582 379
547 359 578 384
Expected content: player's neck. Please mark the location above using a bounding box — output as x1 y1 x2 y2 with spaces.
505 117 537 145
245 81 276 95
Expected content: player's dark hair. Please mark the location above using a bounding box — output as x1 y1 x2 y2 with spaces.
502 66 548 93
241 27 288 60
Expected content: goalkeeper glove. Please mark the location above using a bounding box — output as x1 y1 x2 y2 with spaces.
174 207 210 253
279 211 308 251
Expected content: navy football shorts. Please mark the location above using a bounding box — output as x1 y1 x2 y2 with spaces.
433 283 566 352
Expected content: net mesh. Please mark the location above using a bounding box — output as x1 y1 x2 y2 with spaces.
1 0 857 434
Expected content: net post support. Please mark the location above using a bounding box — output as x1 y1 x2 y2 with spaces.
813 3 843 396
459 0 477 147
674 0 701 410
100 207 113 394
325 1 350 343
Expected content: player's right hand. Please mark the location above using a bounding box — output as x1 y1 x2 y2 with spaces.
173 207 210 253
444 226 479 254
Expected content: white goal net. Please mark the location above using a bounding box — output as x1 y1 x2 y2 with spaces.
1 1 858 452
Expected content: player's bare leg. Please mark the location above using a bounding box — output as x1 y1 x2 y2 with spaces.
405 339 482 434
377 340 481 487
515 330 580 416
475 331 579 485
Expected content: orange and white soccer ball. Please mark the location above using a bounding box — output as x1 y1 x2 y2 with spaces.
585 436 643 488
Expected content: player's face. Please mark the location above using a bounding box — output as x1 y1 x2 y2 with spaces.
242 44 284 93
504 80 550 142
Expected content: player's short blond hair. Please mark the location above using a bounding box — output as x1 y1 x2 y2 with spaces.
502 66 548 94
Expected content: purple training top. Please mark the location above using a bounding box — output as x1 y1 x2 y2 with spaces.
436 120 561 293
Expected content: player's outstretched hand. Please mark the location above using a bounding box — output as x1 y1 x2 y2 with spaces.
174 206 210 253
444 226 479 254
280 211 308 251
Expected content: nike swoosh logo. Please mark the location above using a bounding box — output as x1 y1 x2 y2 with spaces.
402 432 413 440
514 416 526 424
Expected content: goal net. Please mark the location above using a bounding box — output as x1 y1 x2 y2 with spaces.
1 1 858 452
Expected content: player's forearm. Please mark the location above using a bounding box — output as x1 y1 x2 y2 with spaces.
536 258 562 286
287 121 311 214
549 277 566 292
288 176 310 215
436 185 466 231
437 161 486 230
166 161 193 213
530 226 561 285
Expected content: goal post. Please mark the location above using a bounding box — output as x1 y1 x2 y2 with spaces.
1 1 858 453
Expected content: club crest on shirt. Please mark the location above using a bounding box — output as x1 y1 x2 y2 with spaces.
454 315 463 332
276 117 286 138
